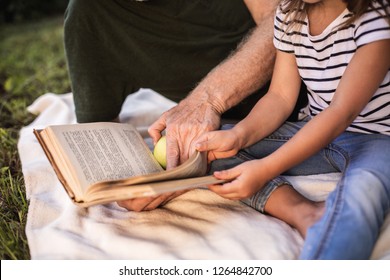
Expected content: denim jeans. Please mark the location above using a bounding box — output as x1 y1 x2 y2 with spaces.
209 120 390 259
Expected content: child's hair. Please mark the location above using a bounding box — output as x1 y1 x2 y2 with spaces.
281 0 390 31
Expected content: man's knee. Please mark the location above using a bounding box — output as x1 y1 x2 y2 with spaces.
64 0 104 29
65 0 88 20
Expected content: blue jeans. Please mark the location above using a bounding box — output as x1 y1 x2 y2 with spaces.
210 120 390 259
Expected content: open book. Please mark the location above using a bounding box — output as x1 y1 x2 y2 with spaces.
33 122 224 207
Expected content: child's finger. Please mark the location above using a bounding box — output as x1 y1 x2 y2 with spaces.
195 132 219 152
208 181 246 200
213 167 241 181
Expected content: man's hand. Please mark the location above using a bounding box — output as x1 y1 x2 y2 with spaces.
117 190 188 212
116 99 220 212
149 98 222 169
117 99 221 212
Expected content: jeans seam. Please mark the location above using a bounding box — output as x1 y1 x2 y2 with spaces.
311 166 347 259
324 143 349 172
236 150 257 161
264 135 291 141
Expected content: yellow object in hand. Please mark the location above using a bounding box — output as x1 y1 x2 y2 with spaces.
153 136 167 169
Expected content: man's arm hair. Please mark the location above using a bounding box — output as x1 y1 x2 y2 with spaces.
187 0 279 115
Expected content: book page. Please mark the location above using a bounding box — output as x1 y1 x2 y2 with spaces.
89 150 208 194
84 175 226 207
46 123 163 194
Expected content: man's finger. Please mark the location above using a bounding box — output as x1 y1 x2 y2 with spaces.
165 135 180 170
117 197 157 212
148 114 168 144
144 190 187 210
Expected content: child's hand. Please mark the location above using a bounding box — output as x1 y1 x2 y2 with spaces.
208 160 268 200
195 130 241 162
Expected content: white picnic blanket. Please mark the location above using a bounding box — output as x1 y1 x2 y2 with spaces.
18 89 390 259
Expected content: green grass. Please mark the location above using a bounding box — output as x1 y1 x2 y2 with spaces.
0 16 71 259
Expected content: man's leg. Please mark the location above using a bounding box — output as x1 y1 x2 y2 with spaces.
64 0 258 123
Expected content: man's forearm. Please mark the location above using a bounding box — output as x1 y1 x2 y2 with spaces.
187 5 276 115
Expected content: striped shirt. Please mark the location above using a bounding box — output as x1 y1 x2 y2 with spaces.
273 3 390 135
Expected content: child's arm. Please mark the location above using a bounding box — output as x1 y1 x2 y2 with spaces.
199 39 390 200
261 39 390 181
196 49 302 162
